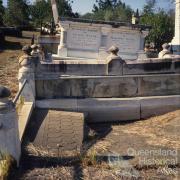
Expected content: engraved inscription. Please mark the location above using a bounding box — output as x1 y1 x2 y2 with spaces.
67 28 100 50
110 32 140 53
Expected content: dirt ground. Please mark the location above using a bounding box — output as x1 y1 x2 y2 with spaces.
0 31 39 97
10 110 179 180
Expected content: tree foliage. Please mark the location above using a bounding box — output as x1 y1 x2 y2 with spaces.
56 0 77 17
0 0 5 26
143 0 156 14
82 0 132 22
30 0 52 26
141 0 174 51
30 0 78 27
3 0 29 26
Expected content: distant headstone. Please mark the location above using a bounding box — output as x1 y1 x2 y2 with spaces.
53 18 150 60
171 0 180 55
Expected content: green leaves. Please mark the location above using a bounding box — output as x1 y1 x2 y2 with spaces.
30 0 52 26
141 3 174 51
30 0 78 27
3 0 29 26
0 0 4 26
83 0 132 22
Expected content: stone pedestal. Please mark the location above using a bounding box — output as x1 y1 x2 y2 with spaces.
18 68 35 103
171 0 180 55
18 56 36 102
0 87 21 165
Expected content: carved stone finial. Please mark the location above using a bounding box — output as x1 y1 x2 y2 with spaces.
158 43 172 58
22 45 32 56
107 46 119 56
0 86 12 113
162 43 170 50
0 86 11 98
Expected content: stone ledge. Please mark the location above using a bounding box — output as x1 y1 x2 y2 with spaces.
35 95 180 122
140 95 180 119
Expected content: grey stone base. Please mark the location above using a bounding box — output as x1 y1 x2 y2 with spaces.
35 95 180 122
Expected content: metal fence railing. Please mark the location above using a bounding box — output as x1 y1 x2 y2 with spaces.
13 79 27 105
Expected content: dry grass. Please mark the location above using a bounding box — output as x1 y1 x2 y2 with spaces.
120 110 180 149
26 143 54 157
0 152 15 180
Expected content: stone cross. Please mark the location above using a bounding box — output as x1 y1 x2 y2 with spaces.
171 0 180 54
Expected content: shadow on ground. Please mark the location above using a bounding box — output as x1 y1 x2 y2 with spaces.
1 40 22 51
8 109 117 179
8 109 180 180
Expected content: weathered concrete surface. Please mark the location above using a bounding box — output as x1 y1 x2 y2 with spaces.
78 98 140 122
140 95 180 119
38 35 60 54
36 74 180 99
0 102 21 164
37 57 180 76
38 59 108 76
18 102 34 141
36 98 140 122
22 109 85 155
124 58 180 75
35 98 77 111
0 87 21 164
36 95 180 122
107 56 124 75
138 74 180 96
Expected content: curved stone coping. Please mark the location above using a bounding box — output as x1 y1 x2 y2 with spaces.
51 56 105 64
38 58 180 77
42 56 180 65
36 73 180 80
126 57 180 64
35 95 180 122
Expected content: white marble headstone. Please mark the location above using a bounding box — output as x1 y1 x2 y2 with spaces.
55 20 149 60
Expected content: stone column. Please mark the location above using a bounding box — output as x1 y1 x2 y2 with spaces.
58 23 69 57
0 86 21 165
98 26 111 60
171 0 180 55
18 47 36 103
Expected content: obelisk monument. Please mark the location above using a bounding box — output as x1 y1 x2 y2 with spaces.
171 0 180 54
51 0 59 24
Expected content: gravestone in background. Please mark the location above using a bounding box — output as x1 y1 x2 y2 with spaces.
53 18 150 61
171 0 180 55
